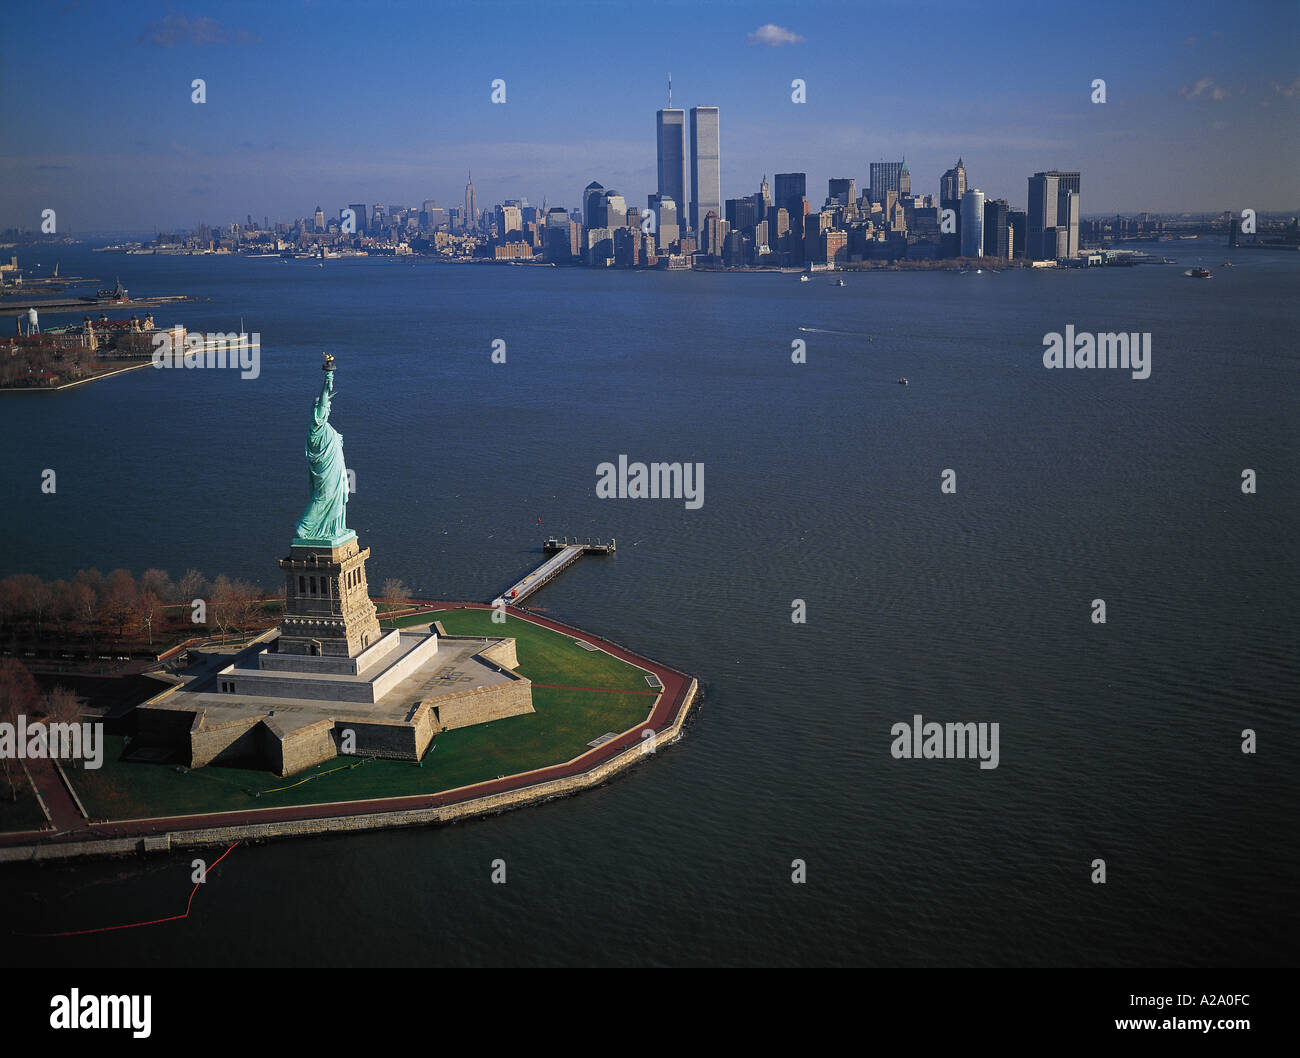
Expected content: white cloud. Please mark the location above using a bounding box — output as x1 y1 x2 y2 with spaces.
1179 77 1230 102
746 24 805 47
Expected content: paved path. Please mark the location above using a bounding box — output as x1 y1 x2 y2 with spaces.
0 605 696 850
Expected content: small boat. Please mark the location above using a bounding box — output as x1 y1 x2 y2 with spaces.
1188 267 1213 279
836 278 845 287
799 274 809 282
1223 261 1234 268
897 377 909 386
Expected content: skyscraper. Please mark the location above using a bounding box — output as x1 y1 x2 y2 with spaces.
464 173 477 234
656 108 686 225
960 188 985 257
774 173 806 212
983 198 1010 260
828 178 857 207
940 159 967 207
869 161 904 204
689 106 721 235
603 190 627 229
939 159 967 258
1027 171 1081 260
648 193 679 251
583 182 606 230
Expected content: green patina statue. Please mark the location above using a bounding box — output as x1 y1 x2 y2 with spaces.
293 355 355 547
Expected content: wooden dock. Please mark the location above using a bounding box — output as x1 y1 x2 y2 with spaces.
493 537 615 606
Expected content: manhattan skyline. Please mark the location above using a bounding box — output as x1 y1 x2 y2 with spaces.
1 0 1297 231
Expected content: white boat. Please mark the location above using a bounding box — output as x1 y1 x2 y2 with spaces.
799 275 809 283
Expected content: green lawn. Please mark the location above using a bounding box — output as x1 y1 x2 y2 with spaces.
392 608 654 692
67 611 660 822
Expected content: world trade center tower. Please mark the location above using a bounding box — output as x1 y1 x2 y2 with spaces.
657 108 686 233
689 106 720 236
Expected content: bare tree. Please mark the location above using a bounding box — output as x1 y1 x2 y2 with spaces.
209 576 237 641
42 684 83 726
232 580 263 633
0 659 38 802
175 569 207 629
382 578 409 612
139 568 174 602
30 579 54 633
103 569 138 638
137 587 161 646
65 581 96 636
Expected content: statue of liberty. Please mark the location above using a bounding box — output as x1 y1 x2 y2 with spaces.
293 354 354 546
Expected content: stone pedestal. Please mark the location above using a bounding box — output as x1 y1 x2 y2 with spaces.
277 535 382 658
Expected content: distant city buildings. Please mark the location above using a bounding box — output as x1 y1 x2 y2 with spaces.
106 93 1102 273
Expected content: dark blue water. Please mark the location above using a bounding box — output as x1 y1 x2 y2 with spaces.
2 245 1297 966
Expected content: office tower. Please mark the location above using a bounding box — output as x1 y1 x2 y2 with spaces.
899 160 911 197
774 173 806 211
603 190 627 229
983 198 1010 260
544 208 572 261
1007 210 1027 258
347 204 368 234
656 108 687 223
869 161 904 204
759 175 771 213
961 189 985 257
1058 188 1079 257
1028 170 1081 260
314 206 325 231
496 204 523 240
938 159 967 257
940 159 967 206
828 178 857 207
689 106 721 235
648 194 680 251
464 173 477 234
702 210 722 256
583 182 606 230
725 197 757 232
773 173 807 241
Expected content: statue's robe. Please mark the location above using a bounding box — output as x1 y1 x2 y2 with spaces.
294 378 349 541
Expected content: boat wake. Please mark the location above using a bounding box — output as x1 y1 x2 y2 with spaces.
798 326 873 338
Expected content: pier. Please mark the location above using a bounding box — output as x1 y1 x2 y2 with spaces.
493 536 616 606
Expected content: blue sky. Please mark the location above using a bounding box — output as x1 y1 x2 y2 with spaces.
2 0 1297 231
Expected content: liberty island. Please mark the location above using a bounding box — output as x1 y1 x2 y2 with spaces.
0 351 699 861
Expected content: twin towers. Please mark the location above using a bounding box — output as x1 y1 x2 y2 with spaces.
656 100 720 237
